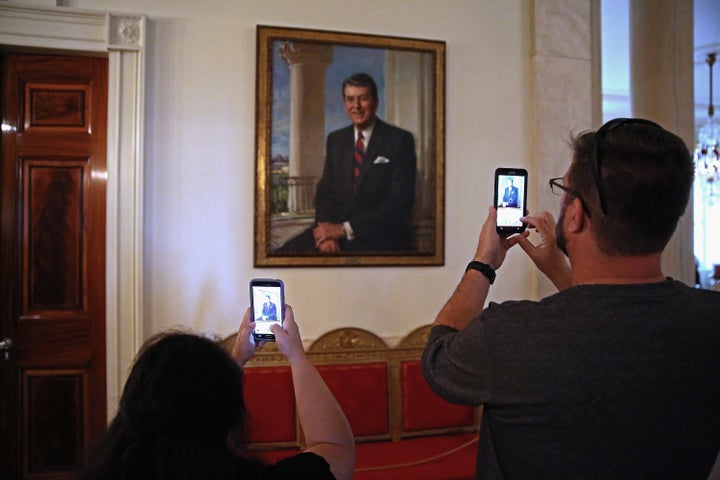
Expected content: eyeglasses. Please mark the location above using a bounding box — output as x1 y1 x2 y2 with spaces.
590 118 663 215
549 177 591 216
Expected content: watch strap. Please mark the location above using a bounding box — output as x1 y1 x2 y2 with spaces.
465 260 496 284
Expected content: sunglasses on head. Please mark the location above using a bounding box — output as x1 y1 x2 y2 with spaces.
590 118 663 216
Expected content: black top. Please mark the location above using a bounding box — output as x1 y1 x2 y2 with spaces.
258 452 335 480
423 280 720 479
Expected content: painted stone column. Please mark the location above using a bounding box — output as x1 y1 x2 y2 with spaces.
279 42 332 178
530 0 597 298
630 0 694 284
279 42 332 214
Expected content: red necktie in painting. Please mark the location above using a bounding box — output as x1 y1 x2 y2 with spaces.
353 130 364 187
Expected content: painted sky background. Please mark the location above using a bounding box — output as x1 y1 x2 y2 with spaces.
271 42 386 159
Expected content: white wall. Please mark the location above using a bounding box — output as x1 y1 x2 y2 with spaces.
60 0 533 343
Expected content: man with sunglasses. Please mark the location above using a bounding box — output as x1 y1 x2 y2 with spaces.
422 118 720 479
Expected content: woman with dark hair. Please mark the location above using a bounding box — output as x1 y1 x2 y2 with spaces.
79 305 354 480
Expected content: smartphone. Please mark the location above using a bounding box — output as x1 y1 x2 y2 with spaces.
494 167 528 234
249 278 284 341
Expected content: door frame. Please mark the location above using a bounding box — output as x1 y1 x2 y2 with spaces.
0 2 146 420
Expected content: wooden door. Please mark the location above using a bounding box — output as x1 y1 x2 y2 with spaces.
0 53 108 479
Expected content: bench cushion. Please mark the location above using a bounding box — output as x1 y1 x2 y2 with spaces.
317 362 389 439
243 366 296 444
401 360 476 434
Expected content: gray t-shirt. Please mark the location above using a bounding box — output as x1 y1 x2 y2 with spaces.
422 279 720 479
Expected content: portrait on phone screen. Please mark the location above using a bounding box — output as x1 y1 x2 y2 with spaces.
252 285 283 336
496 174 526 230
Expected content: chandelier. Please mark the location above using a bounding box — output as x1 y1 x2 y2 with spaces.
695 52 719 204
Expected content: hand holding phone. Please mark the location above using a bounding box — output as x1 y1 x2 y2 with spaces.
250 278 284 341
494 167 528 234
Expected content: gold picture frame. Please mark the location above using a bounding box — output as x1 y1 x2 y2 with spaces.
254 25 445 267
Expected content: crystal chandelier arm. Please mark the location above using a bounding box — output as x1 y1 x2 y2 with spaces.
708 53 715 118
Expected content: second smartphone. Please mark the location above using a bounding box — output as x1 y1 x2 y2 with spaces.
494 167 528 234
249 278 284 341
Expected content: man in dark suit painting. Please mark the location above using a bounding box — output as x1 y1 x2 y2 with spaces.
280 73 417 252
261 295 277 320
501 177 519 208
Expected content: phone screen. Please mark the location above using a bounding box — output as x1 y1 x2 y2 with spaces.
250 278 284 341
494 168 528 234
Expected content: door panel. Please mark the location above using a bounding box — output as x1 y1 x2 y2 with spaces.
25 162 85 310
23 370 86 475
1 53 107 480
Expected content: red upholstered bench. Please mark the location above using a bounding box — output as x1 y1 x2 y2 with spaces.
241 365 296 446
222 326 480 479
316 361 390 439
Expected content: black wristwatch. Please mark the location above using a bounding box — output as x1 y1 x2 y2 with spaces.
465 260 496 284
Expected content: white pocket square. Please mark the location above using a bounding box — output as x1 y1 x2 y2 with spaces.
373 156 390 164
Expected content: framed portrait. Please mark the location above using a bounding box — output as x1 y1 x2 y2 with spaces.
254 25 445 267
